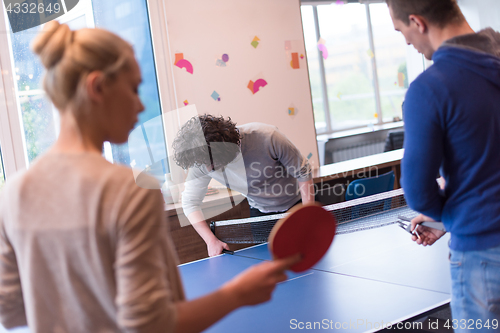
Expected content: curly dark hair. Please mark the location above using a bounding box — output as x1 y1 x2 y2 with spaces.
172 114 242 170
386 0 464 28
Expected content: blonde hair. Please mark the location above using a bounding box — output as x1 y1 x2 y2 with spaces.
31 21 134 111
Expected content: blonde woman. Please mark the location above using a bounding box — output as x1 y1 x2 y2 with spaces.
0 22 297 333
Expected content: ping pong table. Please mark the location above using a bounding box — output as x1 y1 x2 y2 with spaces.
179 198 451 333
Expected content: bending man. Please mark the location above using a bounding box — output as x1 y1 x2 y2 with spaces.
173 115 314 256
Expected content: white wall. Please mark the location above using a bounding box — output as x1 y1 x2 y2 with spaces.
458 0 500 32
162 0 319 167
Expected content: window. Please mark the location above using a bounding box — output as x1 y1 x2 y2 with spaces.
92 0 166 176
301 1 417 135
2 0 167 178
5 1 93 165
370 3 408 123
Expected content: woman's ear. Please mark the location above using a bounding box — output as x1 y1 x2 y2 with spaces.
85 71 105 104
409 14 428 34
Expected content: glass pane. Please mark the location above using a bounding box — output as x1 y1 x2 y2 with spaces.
4 0 167 176
92 0 168 176
301 5 327 134
317 3 377 131
6 2 95 165
9 23 57 163
370 3 407 123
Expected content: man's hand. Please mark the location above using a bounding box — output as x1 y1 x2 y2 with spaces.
207 238 230 257
410 214 446 246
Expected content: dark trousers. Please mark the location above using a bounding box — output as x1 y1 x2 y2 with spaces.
249 200 302 217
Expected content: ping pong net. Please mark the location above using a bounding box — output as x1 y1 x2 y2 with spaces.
210 189 418 244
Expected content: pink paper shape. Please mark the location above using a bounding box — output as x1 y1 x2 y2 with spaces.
253 79 268 94
175 59 194 74
318 44 329 60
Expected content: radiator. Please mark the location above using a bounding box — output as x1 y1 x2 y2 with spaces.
332 141 386 163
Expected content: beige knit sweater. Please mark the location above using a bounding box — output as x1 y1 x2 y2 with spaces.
0 153 184 333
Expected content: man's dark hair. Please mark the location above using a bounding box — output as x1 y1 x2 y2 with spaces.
386 0 465 28
172 114 241 170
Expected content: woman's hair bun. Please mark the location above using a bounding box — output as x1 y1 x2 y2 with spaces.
31 21 73 69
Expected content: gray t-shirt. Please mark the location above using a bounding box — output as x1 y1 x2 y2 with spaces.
182 123 312 215
0 153 184 332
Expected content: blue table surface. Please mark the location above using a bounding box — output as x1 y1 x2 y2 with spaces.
179 224 452 333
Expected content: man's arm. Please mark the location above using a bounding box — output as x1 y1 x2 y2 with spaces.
187 211 229 257
401 81 446 221
182 168 228 257
270 129 313 193
298 179 315 204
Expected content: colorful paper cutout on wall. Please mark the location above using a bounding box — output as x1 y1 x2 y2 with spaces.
183 100 189 106
247 79 268 94
307 153 313 159
211 91 220 101
288 107 295 115
367 49 374 58
216 53 230 67
317 39 328 60
174 53 193 74
251 36 260 48
337 92 342 100
290 52 300 69
285 40 306 70
216 59 226 67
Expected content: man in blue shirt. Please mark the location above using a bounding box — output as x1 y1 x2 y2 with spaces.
386 0 500 328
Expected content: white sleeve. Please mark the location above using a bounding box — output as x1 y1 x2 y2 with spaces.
181 167 212 217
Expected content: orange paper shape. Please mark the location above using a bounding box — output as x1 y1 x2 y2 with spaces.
291 52 300 69
174 53 193 74
174 53 184 65
247 80 255 93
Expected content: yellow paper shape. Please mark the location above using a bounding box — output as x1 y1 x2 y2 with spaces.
367 49 374 58
288 108 295 115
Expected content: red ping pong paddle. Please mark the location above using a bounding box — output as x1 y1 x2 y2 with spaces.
268 203 337 272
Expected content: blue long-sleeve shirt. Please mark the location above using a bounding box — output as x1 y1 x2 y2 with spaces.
402 28 500 251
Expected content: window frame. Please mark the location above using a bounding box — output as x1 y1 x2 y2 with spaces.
303 0 413 136
0 5 29 178
0 0 175 178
